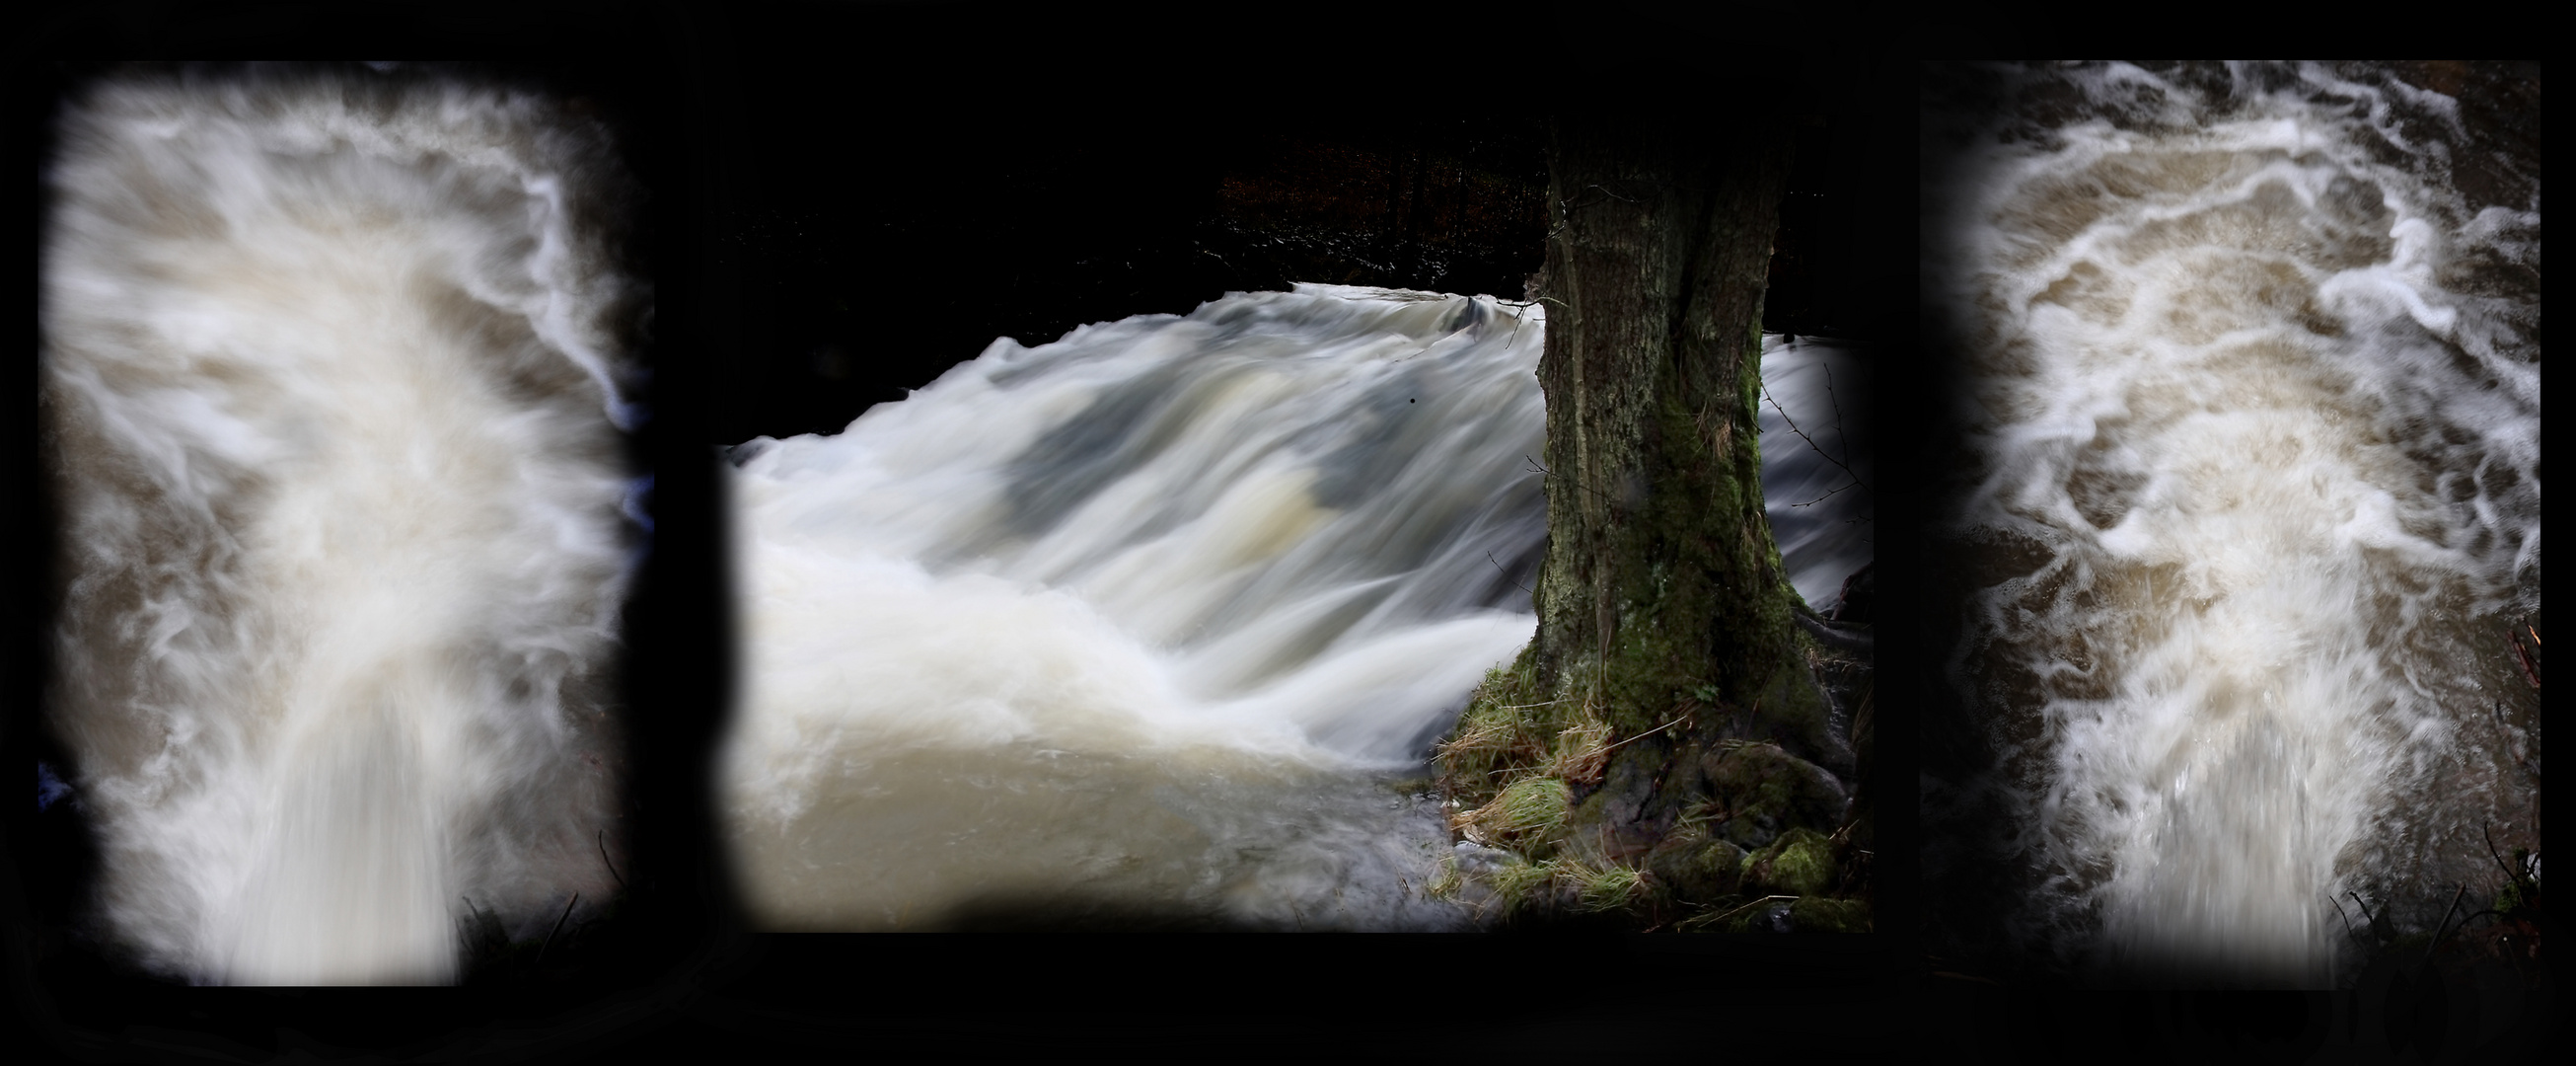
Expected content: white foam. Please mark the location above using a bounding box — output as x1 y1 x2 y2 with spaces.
1757 334 1876 608
1934 62 2539 982
41 73 636 984
722 287 1564 927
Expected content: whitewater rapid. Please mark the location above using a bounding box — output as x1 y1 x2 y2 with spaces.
39 71 641 984
720 280 1871 929
1927 62 2540 983
720 287 1544 929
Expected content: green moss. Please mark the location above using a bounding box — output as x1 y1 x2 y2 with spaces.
2495 847 2539 915
1751 659 1835 771
1645 832 1746 904
1789 896 1871 933
1701 742 1845 850
1742 826 1835 897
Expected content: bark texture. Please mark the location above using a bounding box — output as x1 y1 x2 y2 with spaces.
1530 111 1838 855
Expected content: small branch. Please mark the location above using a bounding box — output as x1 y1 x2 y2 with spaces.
2423 882 2469 960
1598 713 1692 756
1761 376 1869 495
1790 481 1859 508
1524 455 1622 508
599 829 626 893
1582 183 1641 205
1707 894 1800 929
1486 550 1534 596
535 892 579 968
2481 822 2528 887
2510 623 2540 688
2329 895 2369 949
1823 362 1847 438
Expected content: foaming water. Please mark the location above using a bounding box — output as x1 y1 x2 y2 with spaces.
724 285 1874 928
1758 334 1874 609
39 73 640 983
1929 63 2539 983
723 286 1547 928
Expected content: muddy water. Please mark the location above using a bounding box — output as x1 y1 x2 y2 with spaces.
1923 61 2539 985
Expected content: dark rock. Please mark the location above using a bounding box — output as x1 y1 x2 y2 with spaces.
1743 826 1836 897
1830 562 1874 624
1790 896 1871 933
1793 609 1873 655
1579 732 1676 855
1643 832 1747 905
1697 742 1848 852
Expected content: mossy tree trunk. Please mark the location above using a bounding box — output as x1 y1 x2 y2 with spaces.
1529 109 1833 857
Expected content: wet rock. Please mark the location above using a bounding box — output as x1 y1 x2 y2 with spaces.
1644 832 1747 905
1789 896 1871 933
1450 841 1519 875
1794 610 1873 655
1830 562 1874 624
1742 826 1836 897
1698 742 1848 851
1578 733 1674 854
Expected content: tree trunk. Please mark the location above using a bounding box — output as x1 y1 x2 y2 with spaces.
1529 110 1839 855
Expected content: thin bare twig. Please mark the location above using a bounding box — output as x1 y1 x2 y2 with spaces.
1706 894 1800 929
1524 455 1623 507
1486 550 1534 596
2330 894 2369 949
1761 374 1868 502
599 829 626 892
534 892 579 968
1792 481 1860 508
1597 713 1693 756
2423 882 2469 960
2481 821 2530 887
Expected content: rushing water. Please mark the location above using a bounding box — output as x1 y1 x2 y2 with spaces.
719 285 1868 930
1759 334 1875 611
1924 62 2540 984
38 72 641 984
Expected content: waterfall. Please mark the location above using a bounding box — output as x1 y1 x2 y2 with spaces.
1925 61 2539 983
719 280 1869 929
38 70 640 984
721 286 1544 929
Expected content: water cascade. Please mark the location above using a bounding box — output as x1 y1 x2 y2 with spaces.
38 72 640 984
1926 62 2540 983
720 282 1868 930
